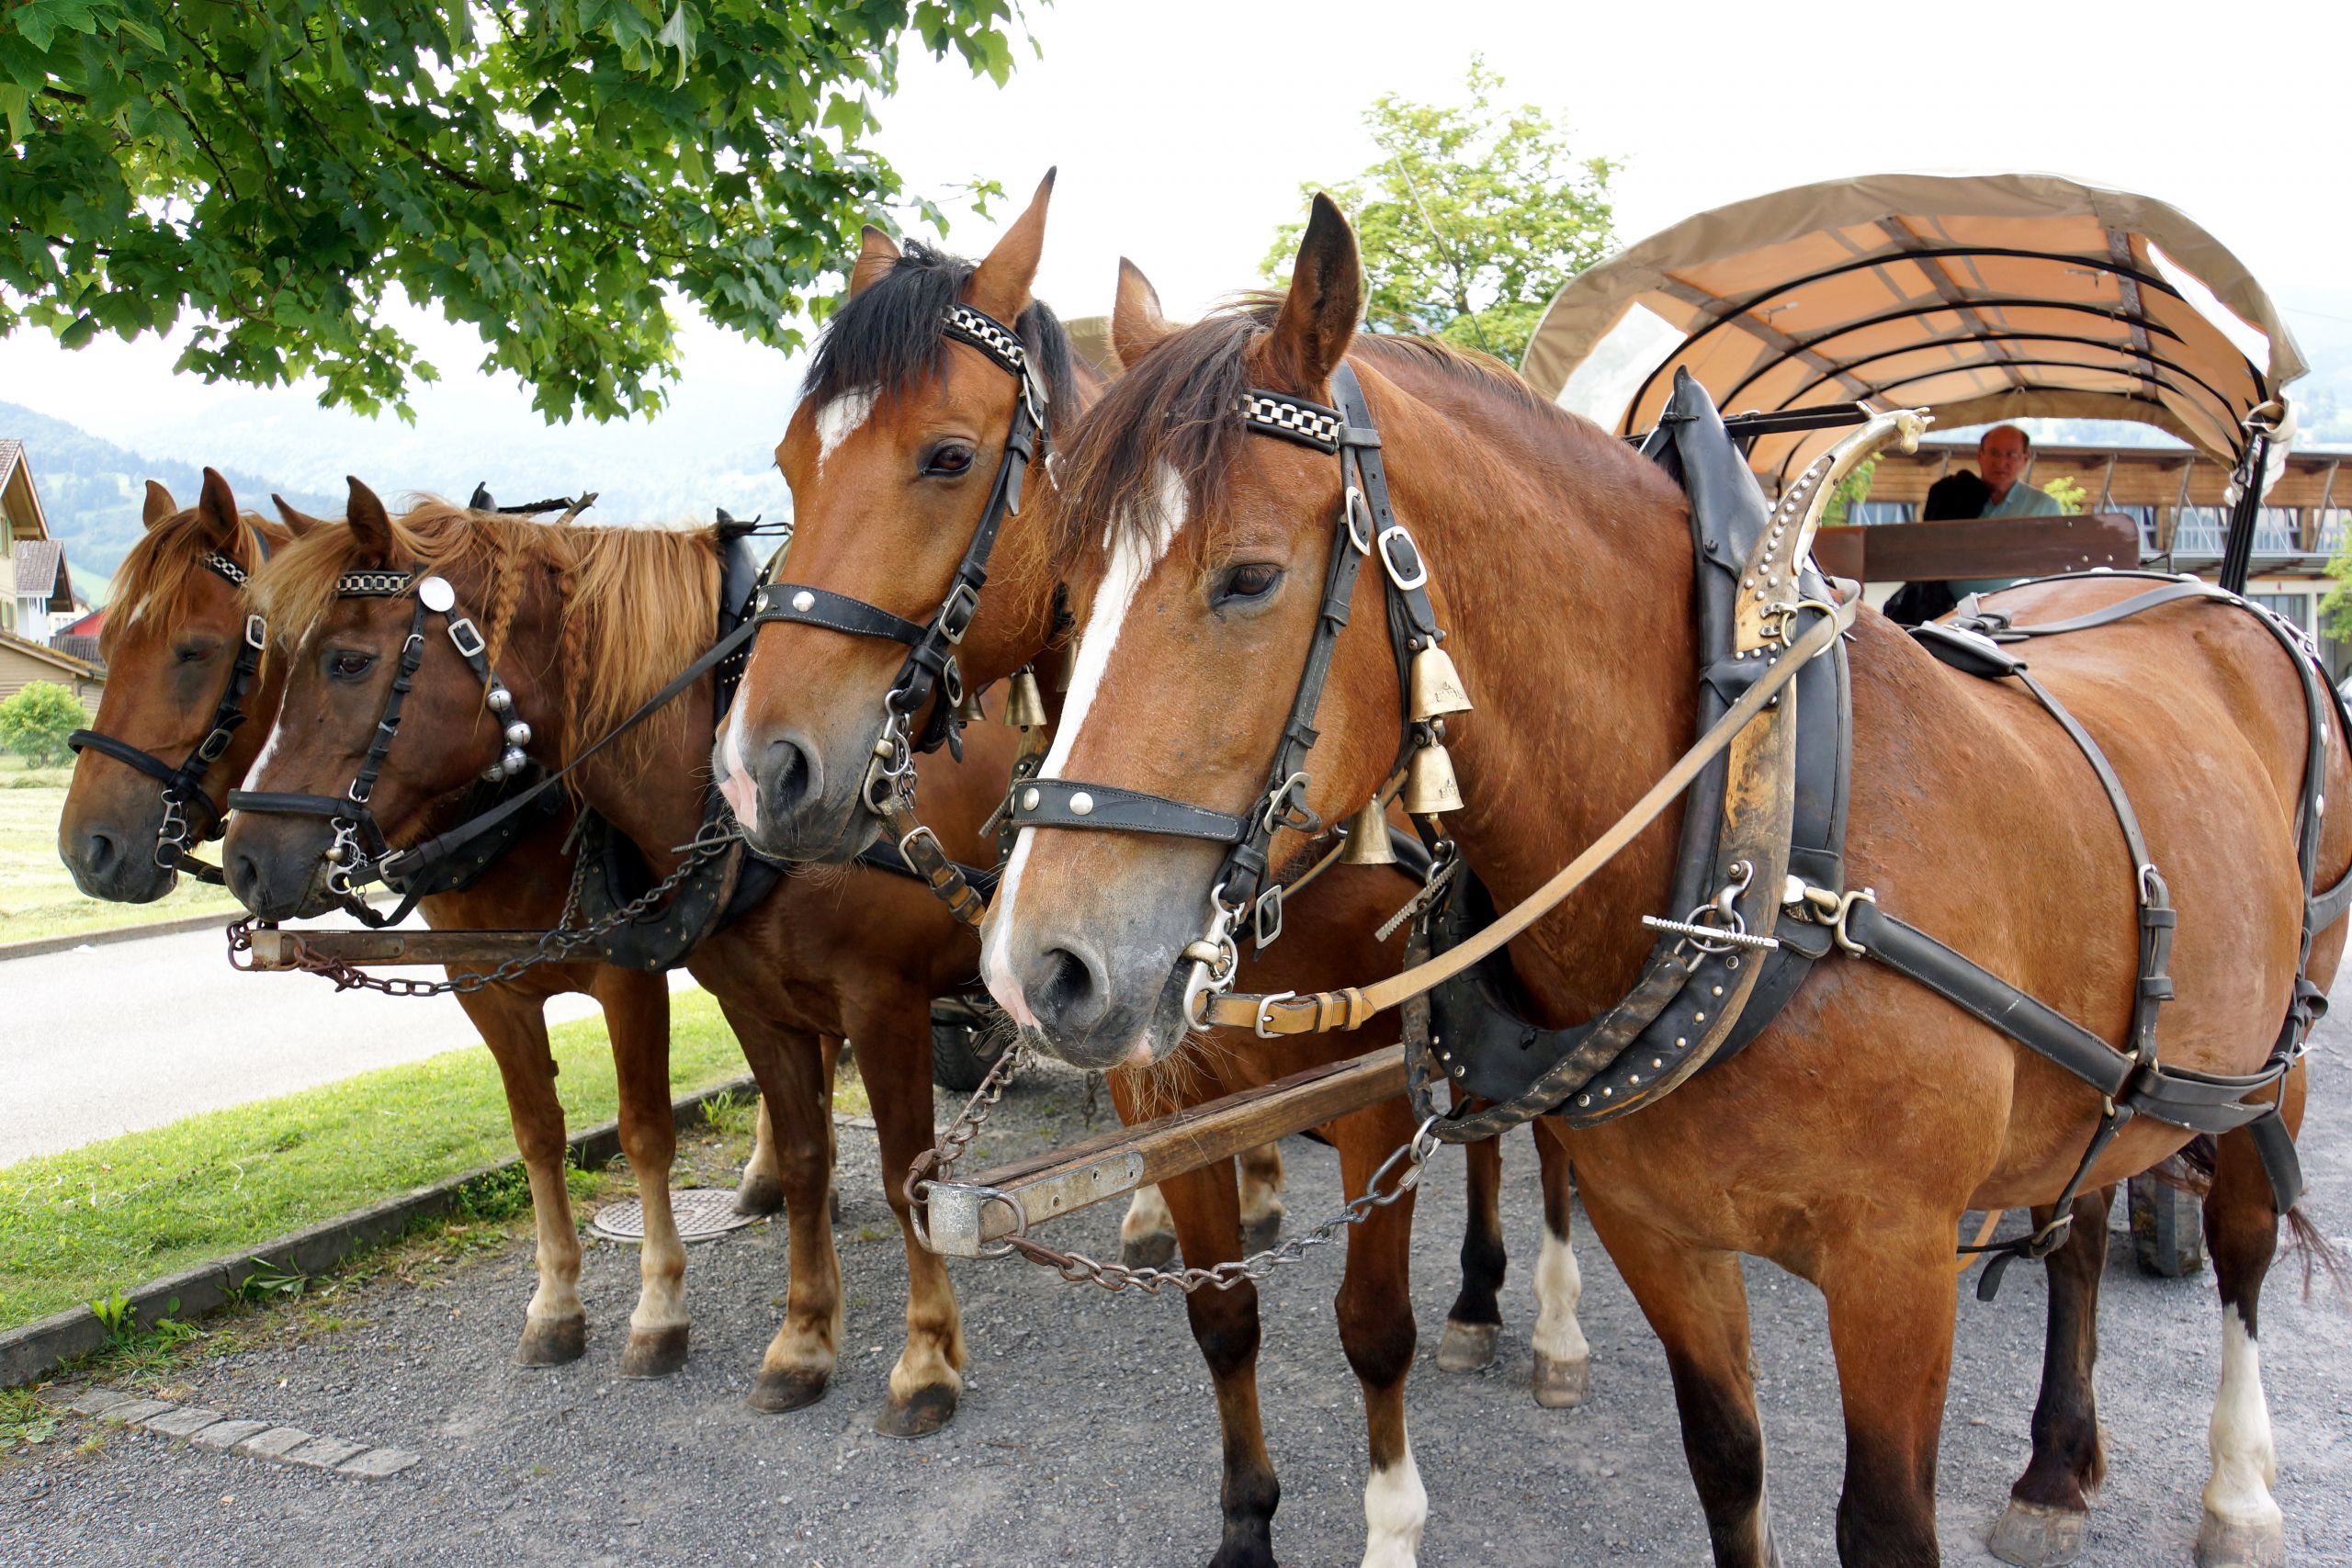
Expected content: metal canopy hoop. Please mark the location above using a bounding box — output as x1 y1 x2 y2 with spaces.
1521 172 2305 509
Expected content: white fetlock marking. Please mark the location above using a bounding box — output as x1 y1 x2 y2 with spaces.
2203 1306 2282 1530
1532 1228 1589 1366
1362 1434 1427 1568
1121 1184 1175 1245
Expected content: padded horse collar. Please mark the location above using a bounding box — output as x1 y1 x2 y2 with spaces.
1003 364 1458 1022
751 301 1050 775
68 534 273 884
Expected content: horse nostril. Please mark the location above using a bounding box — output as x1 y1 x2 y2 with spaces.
228 851 264 908
81 829 119 878
762 735 820 818
1033 943 1110 1034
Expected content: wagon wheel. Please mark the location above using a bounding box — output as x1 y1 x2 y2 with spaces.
2129 1168 2207 1278
930 997 1006 1094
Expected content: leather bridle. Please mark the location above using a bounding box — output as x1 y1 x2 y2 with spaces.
67 537 271 883
751 302 1049 792
227 569 528 922
1000 363 1458 1027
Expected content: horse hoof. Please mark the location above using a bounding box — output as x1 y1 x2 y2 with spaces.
1240 1207 1284 1256
617 1325 689 1380
1987 1499 2087 1567
873 1383 958 1439
734 1172 784 1217
747 1368 831 1413
1120 1230 1178 1269
2195 1512 2284 1568
1532 1352 1590 1409
514 1314 587 1367
1435 1320 1501 1373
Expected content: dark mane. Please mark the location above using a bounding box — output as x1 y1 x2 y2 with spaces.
802 239 1078 413
1051 300 1597 568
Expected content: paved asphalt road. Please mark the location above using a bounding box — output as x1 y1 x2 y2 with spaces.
10 1024 2350 1565
0 919 696 1167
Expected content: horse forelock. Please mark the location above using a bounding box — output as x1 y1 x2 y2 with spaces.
802 239 1078 423
105 507 282 657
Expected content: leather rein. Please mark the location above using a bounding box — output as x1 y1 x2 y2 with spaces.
67 535 272 885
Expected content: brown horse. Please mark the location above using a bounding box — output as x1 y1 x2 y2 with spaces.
714 175 1587 1568
222 484 1012 1435
979 197 2343 1566
55 470 792 1375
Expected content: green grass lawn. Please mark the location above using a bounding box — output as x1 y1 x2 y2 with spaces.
0 988 786 1332
1 758 243 945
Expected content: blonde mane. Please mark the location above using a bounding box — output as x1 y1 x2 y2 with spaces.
103 508 284 659
246 499 720 759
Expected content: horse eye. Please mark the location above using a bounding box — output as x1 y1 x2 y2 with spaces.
924 443 976 477
1218 563 1283 603
328 649 376 680
174 644 210 665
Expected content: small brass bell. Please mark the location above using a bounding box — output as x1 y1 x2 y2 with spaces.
1408 642 1474 723
1402 739 1464 816
1005 667 1049 729
1338 798 1397 866
957 686 989 727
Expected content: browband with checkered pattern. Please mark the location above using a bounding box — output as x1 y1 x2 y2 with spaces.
1239 390 1346 453
943 304 1030 379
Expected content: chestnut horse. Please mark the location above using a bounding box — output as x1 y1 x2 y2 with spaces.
223 484 1014 1435
979 197 2343 1565
714 175 1587 1568
57 469 788 1375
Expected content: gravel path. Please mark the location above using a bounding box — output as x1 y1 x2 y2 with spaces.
8 1028 2351 1566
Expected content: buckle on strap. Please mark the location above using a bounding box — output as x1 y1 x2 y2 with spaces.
244 614 268 651
1785 877 1876 955
1376 525 1429 592
937 580 981 645
447 617 488 660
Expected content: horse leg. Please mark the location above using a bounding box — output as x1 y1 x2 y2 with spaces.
600 970 691 1378
1988 1186 2117 1567
1435 1128 1506 1374
735 1092 786 1216
1121 1182 1182 1269
458 986 584 1366
1530 1129 1591 1408
729 1014 842 1413
2196 1098 2301 1568
1335 1102 1424 1568
1238 1142 1287 1253
1578 1179 1777 1567
1819 1223 1959 1567
850 994 966 1438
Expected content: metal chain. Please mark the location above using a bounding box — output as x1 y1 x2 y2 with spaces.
904 1027 1032 1213
226 826 740 997
999 1120 1442 1295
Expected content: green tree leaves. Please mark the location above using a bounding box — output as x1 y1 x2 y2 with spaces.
0 681 85 767
0 0 1025 421
1264 60 1618 367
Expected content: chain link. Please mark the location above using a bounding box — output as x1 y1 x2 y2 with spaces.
226 826 739 997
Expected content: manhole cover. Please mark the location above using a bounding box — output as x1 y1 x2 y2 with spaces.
590 1188 758 1245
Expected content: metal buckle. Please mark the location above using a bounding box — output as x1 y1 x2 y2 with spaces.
1181 887 1244 1029
1376 525 1429 591
244 614 267 650
1252 884 1283 949
195 726 234 763
937 581 981 645
1344 486 1374 554
447 617 487 660
1253 990 1298 1039
1261 771 1312 836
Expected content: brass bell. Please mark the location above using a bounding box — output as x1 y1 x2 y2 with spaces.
1338 798 1397 866
957 686 989 727
1402 738 1464 816
1005 667 1049 730
1408 642 1474 723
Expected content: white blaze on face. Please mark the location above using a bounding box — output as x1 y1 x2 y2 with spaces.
814 387 878 475
1361 1430 1428 1568
240 716 287 792
2203 1304 2282 1530
980 465 1186 1024
715 695 758 833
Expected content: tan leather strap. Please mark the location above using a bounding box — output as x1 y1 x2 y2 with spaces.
1197 594 1858 1037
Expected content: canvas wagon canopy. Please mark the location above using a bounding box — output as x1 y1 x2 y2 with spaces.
1520 172 2305 497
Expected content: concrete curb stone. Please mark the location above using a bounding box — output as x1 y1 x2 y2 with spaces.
233 1427 314 1460
98 1399 175 1426
142 1406 223 1438
189 1419 270 1450
336 1448 422 1479
285 1437 367 1470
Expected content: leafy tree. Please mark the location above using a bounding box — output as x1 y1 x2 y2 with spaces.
1263 60 1619 366
1821 457 1878 526
0 0 1027 422
0 681 84 767
2041 475 2087 515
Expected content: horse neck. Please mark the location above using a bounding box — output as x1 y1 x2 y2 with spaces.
1376 369 1700 1021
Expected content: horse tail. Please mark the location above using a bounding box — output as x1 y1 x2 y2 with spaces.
2283 1201 2350 1303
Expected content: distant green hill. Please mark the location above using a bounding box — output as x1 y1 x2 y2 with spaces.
0 401 338 604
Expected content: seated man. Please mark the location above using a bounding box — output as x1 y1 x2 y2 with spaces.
1973 424 2062 519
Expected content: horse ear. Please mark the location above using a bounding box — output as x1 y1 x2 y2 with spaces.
141 479 179 529
967 168 1056 324
346 476 393 555
195 468 241 545
273 494 327 538
1264 193 1362 392
848 225 901 299
1110 258 1170 370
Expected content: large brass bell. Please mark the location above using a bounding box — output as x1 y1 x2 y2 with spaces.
1338 798 1397 866
1005 667 1049 729
1402 737 1464 816
1408 642 1474 723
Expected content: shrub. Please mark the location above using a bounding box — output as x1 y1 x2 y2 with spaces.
0 681 83 767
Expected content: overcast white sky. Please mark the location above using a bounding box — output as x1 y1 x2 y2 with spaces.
6 0 2349 446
